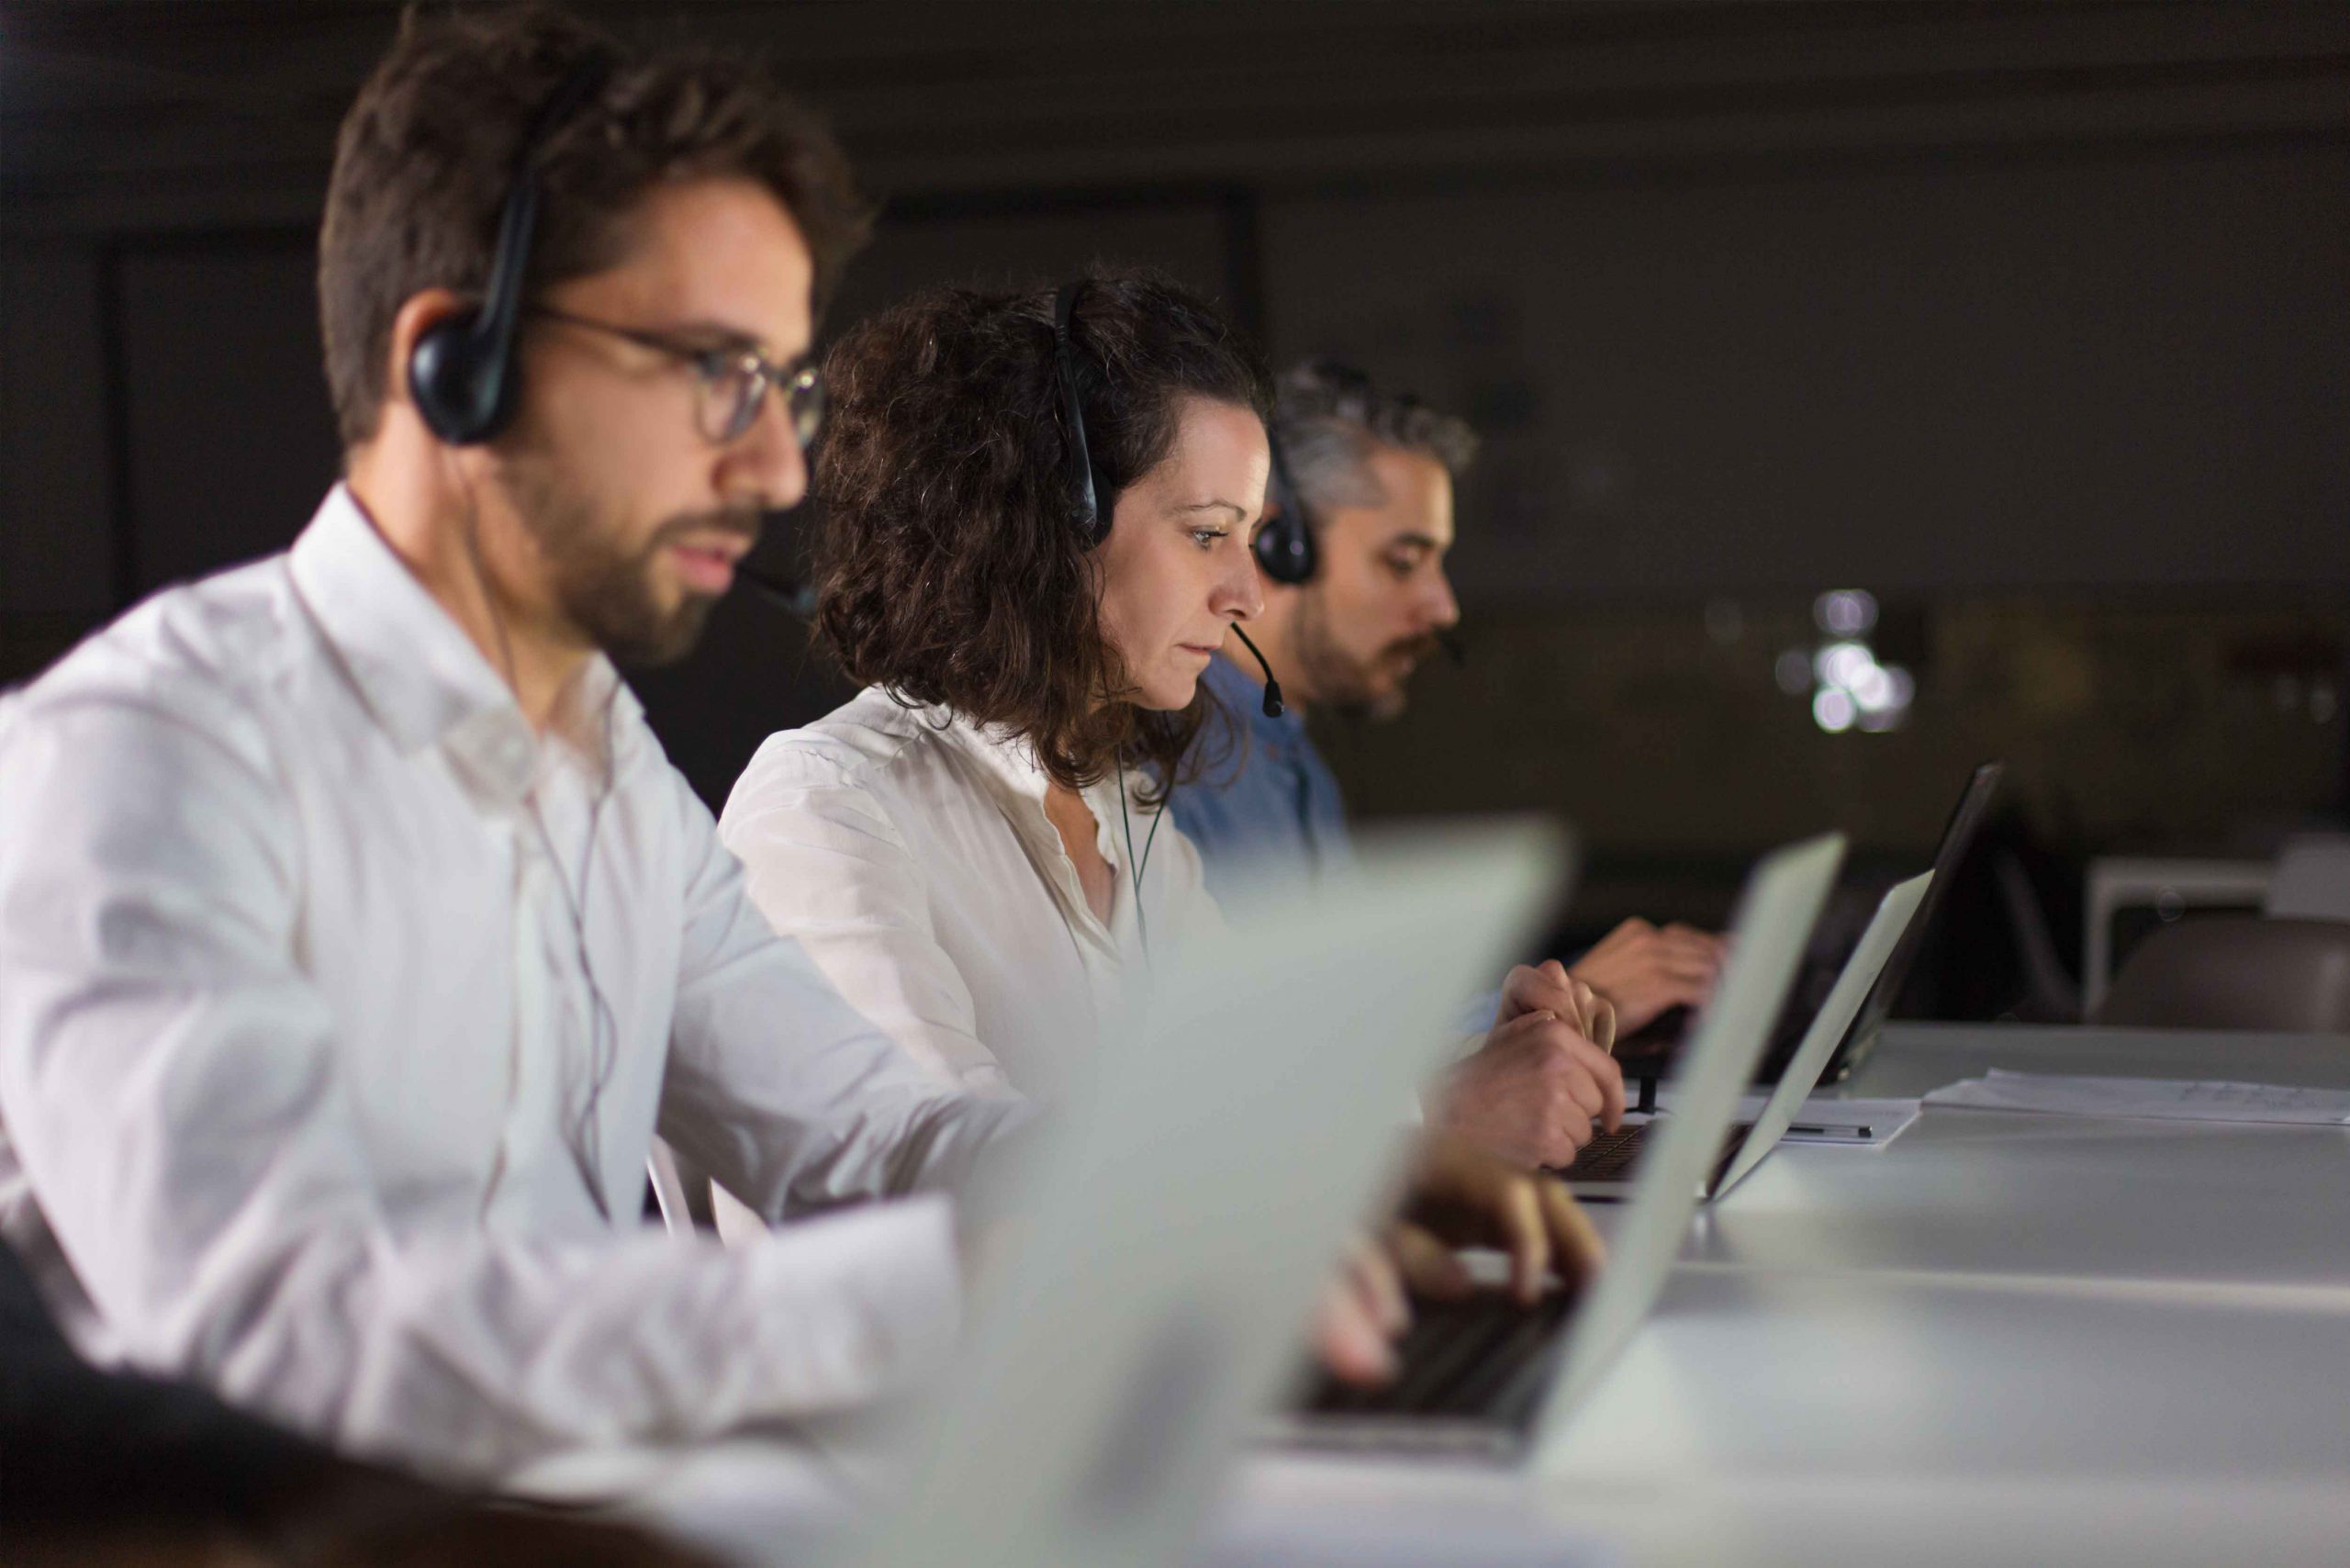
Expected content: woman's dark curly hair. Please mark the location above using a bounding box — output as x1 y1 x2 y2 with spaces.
812 270 1271 801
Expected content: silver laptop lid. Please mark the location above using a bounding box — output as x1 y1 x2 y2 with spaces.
1530 833 1844 1447
838 820 1573 1568
1831 761 2002 1081
1709 870 1932 1201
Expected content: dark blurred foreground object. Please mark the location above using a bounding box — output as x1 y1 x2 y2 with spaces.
0 1240 714 1568
2095 917 2350 1034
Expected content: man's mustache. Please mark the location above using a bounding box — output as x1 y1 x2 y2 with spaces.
644 508 763 554
1385 632 1441 666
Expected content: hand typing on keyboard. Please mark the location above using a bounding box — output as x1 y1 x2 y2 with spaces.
1310 1132 1605 1387
1566 918 1726 1035
1434 961 1627 1166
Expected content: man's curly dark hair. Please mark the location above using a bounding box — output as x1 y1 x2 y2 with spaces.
812 271 1271 801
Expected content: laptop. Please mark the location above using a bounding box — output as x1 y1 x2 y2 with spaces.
1279 833 1845 1461
1819 761 2002 1084
1560 869 1931 1201
1617 760 2002 1089
828 821 1575 1568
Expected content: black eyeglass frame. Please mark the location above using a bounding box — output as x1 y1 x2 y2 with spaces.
523 303 823 449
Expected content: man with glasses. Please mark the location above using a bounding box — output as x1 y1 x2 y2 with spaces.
0 5 1586 1490
0 8 1015 1484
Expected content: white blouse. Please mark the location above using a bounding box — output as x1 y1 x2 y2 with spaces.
718 688 1222 1103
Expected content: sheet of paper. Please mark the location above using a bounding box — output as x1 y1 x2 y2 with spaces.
1923 1070 2350 1126
1776 1095 1919 1146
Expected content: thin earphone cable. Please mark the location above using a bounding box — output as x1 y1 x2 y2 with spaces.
509 681 622 1217
453 465 625 1222
1136 782 1167 917
555 683 622 1206
1113 747 1171 965
1115 752 1147 959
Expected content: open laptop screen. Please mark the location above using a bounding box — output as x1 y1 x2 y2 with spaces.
1824 759 2004 1082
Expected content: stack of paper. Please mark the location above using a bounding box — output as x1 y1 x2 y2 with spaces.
1923 1070 2350 1126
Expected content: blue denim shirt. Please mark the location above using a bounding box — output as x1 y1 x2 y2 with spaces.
1170 654 1356 907
1177 656 1513 1037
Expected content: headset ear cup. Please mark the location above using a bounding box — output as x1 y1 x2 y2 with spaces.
405 52 610 449
1258 425 1316 584
1252 509 1316 585
408 309 509 446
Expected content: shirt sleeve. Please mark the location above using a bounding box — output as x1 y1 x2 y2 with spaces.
657 757 1032 1218
715 738 1019 1095
0 694 968 1483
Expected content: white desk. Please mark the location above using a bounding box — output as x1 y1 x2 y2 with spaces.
1242 1459 2350 1568
1682 1022 2350 1291
624 1021 2350 1567
1518 1020 2350 1564
1846 1020 2350 1097
1539 1266 2350 1485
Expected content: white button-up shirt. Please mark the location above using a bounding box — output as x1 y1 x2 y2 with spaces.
0 487 1027 1483
718 688 1221 1102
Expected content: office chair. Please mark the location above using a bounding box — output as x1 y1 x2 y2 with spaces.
2095 916 2350 1034
2265 834 2350 923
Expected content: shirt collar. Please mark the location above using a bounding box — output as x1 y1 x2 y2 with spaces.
918 698 1128 853
288 484 632 802
928 702 1062 813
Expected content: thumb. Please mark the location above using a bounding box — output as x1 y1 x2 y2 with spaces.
1485 1009 1558 1047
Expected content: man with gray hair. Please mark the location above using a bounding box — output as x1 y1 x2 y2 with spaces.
1174 361 1724 1166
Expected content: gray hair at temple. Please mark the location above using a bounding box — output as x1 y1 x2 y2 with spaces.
1272 358 1480 518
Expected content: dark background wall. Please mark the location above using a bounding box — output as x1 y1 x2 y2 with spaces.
6 1 2349 1008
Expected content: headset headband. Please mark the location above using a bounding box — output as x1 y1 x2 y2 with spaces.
408 49 617 445
1052 280 1112 546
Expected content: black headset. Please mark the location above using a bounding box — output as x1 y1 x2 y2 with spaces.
408 51 616 446
1050 278 1285 718
1252 427 1318 587
1249 360 1471 667
1050 280 1116 549
1062 299 1316 589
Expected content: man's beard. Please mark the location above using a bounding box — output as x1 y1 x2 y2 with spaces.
1292 587 1438 722
500 451 758 669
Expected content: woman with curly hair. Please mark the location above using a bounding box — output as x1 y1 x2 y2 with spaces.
722 263 1622 1097
718 272 1273 1101
713 272 1606 1372
710 273 1608 1367
720 264 1617 1110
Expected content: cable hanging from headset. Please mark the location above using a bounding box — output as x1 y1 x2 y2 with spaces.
1114 749 1168 963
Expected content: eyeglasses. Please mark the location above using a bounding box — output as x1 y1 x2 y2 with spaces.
525 304 824 450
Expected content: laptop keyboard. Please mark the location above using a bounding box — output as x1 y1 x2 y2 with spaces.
1557 1119 1755 1184
1294 1111 1760 1429
1561 1124 1650 1182
1300 1290 1579 1423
